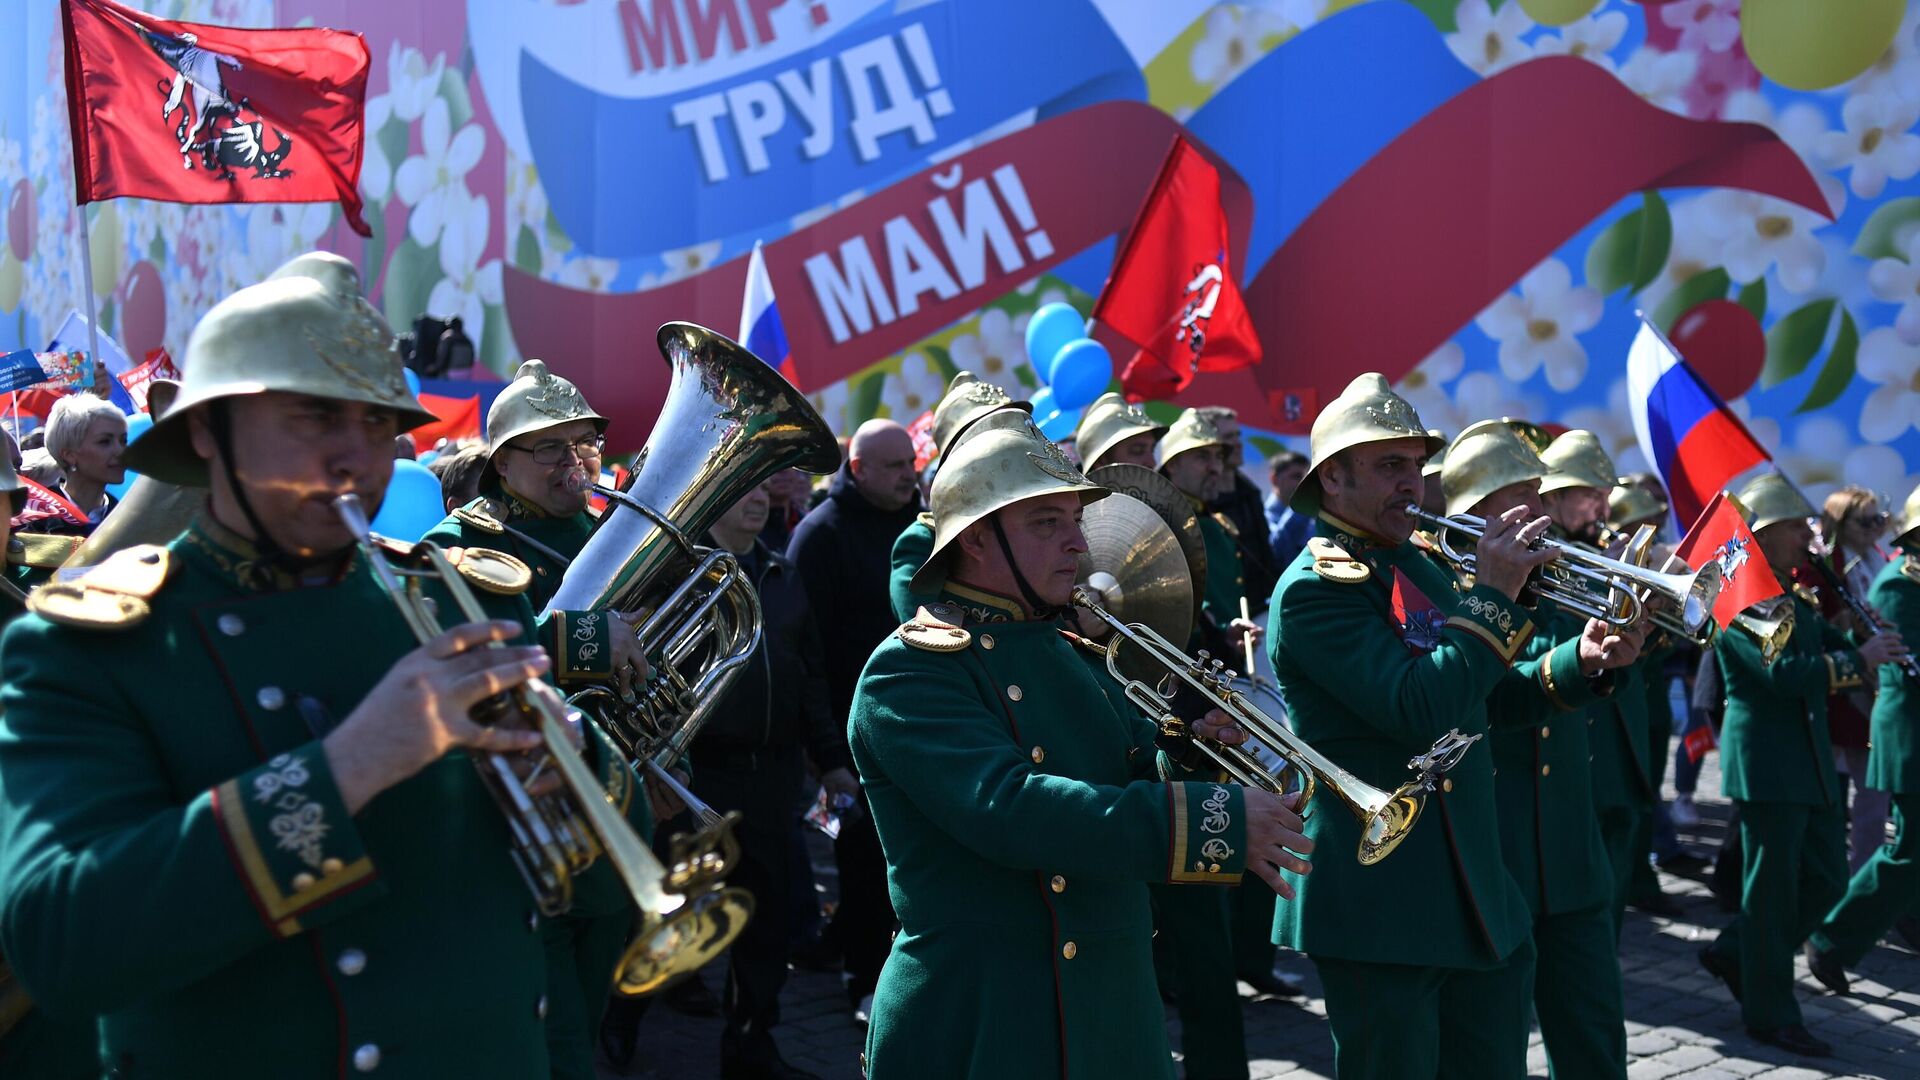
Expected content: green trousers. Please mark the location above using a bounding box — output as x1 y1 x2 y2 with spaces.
543 900 637 1080
1596 803 1645 938
1533 903 1626 1080
1706 800 1847 1030
1151 883 1247 1080
1314 937 1536 1080
1232 879 1278 980
1813 792 1920 966
0 1007 99 1080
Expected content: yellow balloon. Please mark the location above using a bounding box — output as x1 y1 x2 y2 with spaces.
1517 0 1600 27
1743 0 1905 90
0 253 22 312
86 202 121 300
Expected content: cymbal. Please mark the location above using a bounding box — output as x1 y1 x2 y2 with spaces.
1087 463 1206 619
1078 491 1192 680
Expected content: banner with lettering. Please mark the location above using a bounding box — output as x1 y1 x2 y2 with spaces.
2 0 1918 514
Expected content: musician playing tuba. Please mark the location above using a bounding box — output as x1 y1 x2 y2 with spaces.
849 413 1310 1079
0 252 591 1078
420 358 660 1080
1268 376 1637 1080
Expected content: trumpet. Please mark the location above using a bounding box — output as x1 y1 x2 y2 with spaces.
337 494 754 996
1405 507 1723 637
1071 587 1480 866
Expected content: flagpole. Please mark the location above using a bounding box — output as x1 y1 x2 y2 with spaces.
74 202 103 376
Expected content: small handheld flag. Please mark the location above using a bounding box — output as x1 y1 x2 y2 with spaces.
1674 489 1782 629
739 240 795 384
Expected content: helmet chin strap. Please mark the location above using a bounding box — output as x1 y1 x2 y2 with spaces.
207 402 339 586
989 513 1065 620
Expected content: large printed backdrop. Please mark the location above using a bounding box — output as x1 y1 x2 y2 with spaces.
3 0 1918 506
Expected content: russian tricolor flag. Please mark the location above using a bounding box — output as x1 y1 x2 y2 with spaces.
1627 319 1771 530
739 240 795 384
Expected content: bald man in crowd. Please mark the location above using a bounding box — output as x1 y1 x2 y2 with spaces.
787 418 923 1024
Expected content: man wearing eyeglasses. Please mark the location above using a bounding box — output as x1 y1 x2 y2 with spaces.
422 358 656 1080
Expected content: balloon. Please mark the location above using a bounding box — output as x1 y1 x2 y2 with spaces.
1029 385 1057 418
7 180 33 262
1669 299 1766 402
1023 303 1084 384
404 368 422 397
1517 0 1600 25
1037 406 1081 441
123 412 154 445
1743 0 1904 90
1047 338 1112 412
368 459 448 543
416 448 440 468
120 261 166 360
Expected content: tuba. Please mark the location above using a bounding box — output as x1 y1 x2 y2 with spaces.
546 324 840 818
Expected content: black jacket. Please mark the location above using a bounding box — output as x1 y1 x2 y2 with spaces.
690 540 848 772
1213 470 1280 610
785 463 921 727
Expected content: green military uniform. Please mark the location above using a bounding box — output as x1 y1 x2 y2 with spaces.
1812 545 1920 965
419 357 643 1080
853 584 1251 1078
1587 661 1653 936
1630 638 1680 907
5 535 78 597
0 521 560 1078
889 513 936 623
1705 587 1861 1029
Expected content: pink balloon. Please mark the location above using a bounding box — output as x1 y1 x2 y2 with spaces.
120 260 167 360
7 181 33 263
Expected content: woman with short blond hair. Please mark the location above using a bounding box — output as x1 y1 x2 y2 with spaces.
34 393 126 534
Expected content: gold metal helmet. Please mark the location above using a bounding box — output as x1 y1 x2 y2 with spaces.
1441 419 1546 517
1538 430 1618 495
122 251 435 487
1503 417 1554 456
1894 481 1920 546
1293 373 1443 514
1076 392 1168 471
482 358 609 490
1156 408 1228 469
1420 430 1448 478
909 410 1109 594
1737 472 1814 532
930 371 1029 456
1608 484 1668 530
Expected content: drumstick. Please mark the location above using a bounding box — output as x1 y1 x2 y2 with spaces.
1240 596 1258 678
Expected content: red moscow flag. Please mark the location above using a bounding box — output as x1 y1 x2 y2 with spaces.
62 0 372 235
1675 490 1783 630
1092 136 1262 401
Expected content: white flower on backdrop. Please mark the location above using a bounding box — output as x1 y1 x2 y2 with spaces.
1691 190 1828 295
1867 231 1920 344
1474 259 1603 392
558 256 620 293
1657 0 1742 54
1450 370 1542 433
1446 0 1535 76
1818 90 1920 201
360 95 394 204
386 44 447 125
1561 380 1648 476
1532 8 1628 73
393 97 487 248
879 351 946 421
659 241 724 284
1856 326 1920 443
1722 90 1848 220
426 190 503 351
1191 5 1295 90
809 380 852 436
1617 47 1699 115
1845 5 1920 106
1394 340 1465 436
1639 196 1724 312
950 308 1029 384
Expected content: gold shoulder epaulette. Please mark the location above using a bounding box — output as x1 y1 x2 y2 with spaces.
898 603 971 652
1792 583 1820 608
1901 556 1920 585
1210 512 1241 540
1308 536 1369 584
7 533 82 569
453 502 505 535
446 546 533 596
28 544 172 629
915 511 935 529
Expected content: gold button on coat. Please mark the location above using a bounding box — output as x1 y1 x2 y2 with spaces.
1061 941 1077 959
1540 764 1551 777
1441 778 1453 793
1050 875 1065 893
1540 726 1550 739
1007 685 1023 701
980 634 995 650
1030 746 1045 764
292 872 316 891
321 857 345 875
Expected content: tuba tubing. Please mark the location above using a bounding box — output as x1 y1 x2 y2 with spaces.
1072 588 1479 866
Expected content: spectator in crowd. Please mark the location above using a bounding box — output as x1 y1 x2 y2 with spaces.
17 449 59 489
786 419 921 1024
427 442 490 513
35 393 127 533
1818 486 1894 871
760 467 812 553
1196 406 1282 610
1263 450 1310 571
393 434 417 460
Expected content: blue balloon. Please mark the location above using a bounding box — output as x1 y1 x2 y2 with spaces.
1028 385 1057 418
368 459 446 543
1047 338 1112 412
123 412 154 445
1023 302 1084 385
404 368 422 397
415 449 440 468
1037 406 1081 441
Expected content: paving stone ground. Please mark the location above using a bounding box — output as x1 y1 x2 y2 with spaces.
603 746 1920 1079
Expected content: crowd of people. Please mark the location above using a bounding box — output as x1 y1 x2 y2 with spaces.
0 250 1916 1080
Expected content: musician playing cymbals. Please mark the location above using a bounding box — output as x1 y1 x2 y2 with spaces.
0 253 569 1078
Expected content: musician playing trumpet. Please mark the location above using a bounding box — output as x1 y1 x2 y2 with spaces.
0 254 570 1078
1268 378 1642 1080
850 415 1310 1078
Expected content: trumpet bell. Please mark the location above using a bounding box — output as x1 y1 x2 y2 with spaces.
1358 783 1426 866
616 886 757 996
